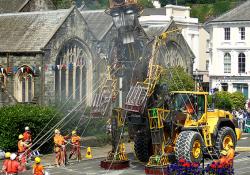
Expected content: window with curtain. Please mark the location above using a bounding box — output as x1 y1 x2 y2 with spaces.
238 53 246 73
224 28 230 40
224 53 231 73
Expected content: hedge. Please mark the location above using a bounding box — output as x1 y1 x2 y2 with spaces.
0 104 62 153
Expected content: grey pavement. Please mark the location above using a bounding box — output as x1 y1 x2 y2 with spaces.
14 133 250 175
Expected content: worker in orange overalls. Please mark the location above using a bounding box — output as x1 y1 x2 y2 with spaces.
217 150 230 168
54 129 67 167
23 126 32 158
226 142 235 165
69 130 81 161
5 153 22 175
18 134 31 170
23 126 32 144
186 103 194 114
1 152 11 173
33 157 45 175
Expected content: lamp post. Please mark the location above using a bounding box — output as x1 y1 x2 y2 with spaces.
195 69 198 91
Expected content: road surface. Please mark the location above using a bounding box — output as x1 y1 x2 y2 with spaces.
21 133 250 175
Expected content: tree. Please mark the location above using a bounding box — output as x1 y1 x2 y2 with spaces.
138 0 154 8
214 91 232 111
208 91 246 111
52 0 72 8
160 66 195 92
230 91 246 110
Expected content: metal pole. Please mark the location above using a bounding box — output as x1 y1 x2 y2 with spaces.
119 77 123 108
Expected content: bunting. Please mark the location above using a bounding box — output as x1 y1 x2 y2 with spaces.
0 63 85 76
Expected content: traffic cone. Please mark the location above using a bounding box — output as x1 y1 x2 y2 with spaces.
85 147 93 159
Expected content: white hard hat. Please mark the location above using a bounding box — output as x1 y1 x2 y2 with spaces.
10 153 17 160
25 126 30 131
55 129 60 134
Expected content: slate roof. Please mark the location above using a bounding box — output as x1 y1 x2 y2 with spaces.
210 0 250 22
143 24 170 38
0 0 28 13
0 8 72 53
142 8 166 16
81 10 113 41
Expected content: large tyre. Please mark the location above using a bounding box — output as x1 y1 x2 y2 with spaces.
175 131 204 163
134 132 152 162
215 127 236 156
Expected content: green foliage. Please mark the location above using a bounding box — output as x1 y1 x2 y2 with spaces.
138 0 154 8
160 66 195 91
230 91 246 110
52 0 72 8
208 91 246 111
157 0 244 23
214 91 232 111
0 104 62 152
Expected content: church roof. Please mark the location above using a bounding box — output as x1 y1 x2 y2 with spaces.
0 8 73 53
0 0 29 13
142 8 166 16
210 0 250 23
81 10 113 41
143 24 171 38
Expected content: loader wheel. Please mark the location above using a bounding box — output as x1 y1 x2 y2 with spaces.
215 127 236 156
134 132 152 162
175 131 204 163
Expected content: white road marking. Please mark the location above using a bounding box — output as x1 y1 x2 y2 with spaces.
240 137 248 140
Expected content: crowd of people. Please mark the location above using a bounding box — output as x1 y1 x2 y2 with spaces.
232 109 250 132
1 127 82 175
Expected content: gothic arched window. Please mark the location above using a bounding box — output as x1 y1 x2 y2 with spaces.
15 66 34 102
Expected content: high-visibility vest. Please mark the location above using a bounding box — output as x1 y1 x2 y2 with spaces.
71 136 80 145
54 135 65 146
2 159 10 172
18 140 25 153
23 131 32 142
33 164 44 175
227 148 235 159
6 160 19 173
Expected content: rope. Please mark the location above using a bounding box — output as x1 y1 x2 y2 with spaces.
29 67 122 153
33 59 103 142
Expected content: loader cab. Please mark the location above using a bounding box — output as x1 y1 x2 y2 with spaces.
170 91 208 121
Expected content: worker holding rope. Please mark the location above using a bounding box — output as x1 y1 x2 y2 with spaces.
33 157 45 175
23 126 32 144
23 126 32 158
54 129 67 167
69 130 81 161
18 134 31 170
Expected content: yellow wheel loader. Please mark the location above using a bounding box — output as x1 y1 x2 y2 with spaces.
126 90 241 166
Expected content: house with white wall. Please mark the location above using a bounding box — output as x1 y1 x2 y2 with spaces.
140 4 211 90
206 0 250 98
140 5 200 71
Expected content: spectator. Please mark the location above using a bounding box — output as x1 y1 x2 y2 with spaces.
238 110 244 131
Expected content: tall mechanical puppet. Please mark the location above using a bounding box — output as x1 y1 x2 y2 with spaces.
91 0 196 172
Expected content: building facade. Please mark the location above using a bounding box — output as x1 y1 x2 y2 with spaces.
139 5 199 71
0 7 97 105
206 1 250 98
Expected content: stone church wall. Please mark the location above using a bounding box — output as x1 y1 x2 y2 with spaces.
42 8 96 105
